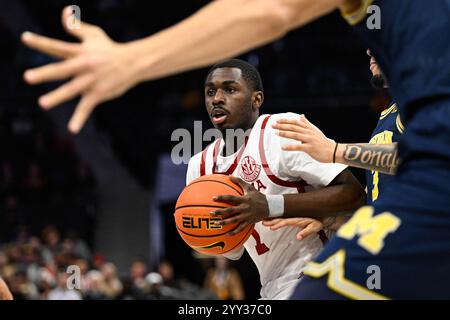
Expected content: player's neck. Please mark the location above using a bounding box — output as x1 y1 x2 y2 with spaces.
221 116 257 156
222 131 250 157
221 130 251 157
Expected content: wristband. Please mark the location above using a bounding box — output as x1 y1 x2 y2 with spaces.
266 194 284 218
333 142 339 163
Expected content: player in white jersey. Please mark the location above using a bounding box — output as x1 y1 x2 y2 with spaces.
186 59 365 299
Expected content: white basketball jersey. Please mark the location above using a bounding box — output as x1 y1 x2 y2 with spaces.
186 113 347 299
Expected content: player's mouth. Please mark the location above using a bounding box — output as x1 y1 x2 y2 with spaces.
211 107 229 125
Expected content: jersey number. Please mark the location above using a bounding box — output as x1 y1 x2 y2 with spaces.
251 230 269 255
371 170 379 201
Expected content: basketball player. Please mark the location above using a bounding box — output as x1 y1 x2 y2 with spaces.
23 0 450 299
186 59 365 299
272 49 404 204
265 50 404 255
0 277 13 300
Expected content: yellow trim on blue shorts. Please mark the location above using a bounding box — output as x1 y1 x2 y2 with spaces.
340 0 375 26
379 103 397 120
396 114 405 133
303 249 390 300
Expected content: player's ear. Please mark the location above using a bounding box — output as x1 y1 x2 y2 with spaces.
252 91 264 111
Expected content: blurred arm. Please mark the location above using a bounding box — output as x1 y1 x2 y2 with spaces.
22 0 355 134
0 278 13 300
132 0 349 82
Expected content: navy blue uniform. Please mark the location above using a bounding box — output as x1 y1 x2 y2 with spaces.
366 103 404 204
291 0 450 299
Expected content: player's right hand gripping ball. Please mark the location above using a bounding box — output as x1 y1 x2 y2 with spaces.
174 174 254 256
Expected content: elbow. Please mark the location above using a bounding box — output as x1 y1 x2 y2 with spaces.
351 186 367 210
337 182 366 212
355 190 367 209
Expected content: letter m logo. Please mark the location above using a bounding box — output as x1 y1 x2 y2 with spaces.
337 206 401 255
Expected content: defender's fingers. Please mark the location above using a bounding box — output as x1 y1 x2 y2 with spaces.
38 73 92 109
278 117 314 131
281 144 306 152
68 94 98 134
274 124 314 137
62 6 105 40
24 57 86 85
261 218 283 227
21 32 79 59
276 130 310 143
272 122 303 133
300 115 313 126
268 219 293 231
297 223 321 240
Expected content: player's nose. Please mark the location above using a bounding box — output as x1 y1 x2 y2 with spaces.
212 90 225 105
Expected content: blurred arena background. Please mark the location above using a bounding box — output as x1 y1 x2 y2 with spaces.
0 0 389 300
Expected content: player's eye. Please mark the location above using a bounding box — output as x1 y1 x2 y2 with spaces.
225 87 236 93
206 89 216 96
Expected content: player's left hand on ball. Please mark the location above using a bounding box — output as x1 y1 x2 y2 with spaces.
212 176 269 236
262 217 323 240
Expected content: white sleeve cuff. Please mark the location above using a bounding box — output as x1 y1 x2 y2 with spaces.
222 246 245 260
266 194 284 218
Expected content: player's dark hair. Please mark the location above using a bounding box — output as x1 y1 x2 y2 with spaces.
206 59 263 92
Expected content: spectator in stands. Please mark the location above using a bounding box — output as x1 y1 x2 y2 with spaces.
204 257 245 300
99 262 123 299
48 272 82 300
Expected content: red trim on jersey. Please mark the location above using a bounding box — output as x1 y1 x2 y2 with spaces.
251 229 270 255
200 144 211 176
212 136 248 175
259 115 307 191
317 230 328 245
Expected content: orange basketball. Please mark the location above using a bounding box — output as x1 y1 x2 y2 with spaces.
174 174 254 256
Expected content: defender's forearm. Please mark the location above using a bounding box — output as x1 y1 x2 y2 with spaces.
130 0 343 82
336 143 400 175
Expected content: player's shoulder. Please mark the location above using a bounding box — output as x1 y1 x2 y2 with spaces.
187 148 206 184
188 151 203 167
189 141 216 165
